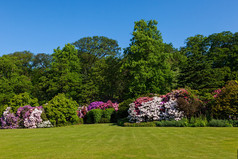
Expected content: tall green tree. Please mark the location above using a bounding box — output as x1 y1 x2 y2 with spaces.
0 55 33 106
121 20 174 98
36 44 82 104
73 36 121 103
179 31 238 92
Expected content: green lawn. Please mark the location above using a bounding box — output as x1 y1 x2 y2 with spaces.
0 124 237 159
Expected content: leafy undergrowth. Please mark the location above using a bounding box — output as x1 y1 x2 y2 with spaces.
0 124 237 159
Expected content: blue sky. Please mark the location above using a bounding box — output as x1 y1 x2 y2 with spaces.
0 0 238 56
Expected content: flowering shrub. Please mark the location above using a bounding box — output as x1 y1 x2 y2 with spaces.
127 89 201 123
77 106 88 118
1 105 52 129
97 100 119 111
37 120 53 128
87 101 104 111
134 97 153 115
211 80 238 119
23 107 43 128
213 89 222 98
83 100 118 117
0 107 19 129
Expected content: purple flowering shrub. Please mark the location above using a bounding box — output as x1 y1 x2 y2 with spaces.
87 101 104 111
87 100 118 111
0 107 19 129
78 100 119 119
1 105 49 129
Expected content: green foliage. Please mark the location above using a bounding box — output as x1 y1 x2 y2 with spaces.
73 36 122 103
189 117 208 127
121 19 174 98
117 118 129 126
155 119 189 127
211 80 238 119
101 108 115 123
78 118 84 124
208 119 232 127
176 88 203 120
86 109 103 124
117 98 134 119
43 93 79 127
179 31 238 92
36 44 83 104
40 111 48 121
8 92 39 112
0 55 33 106
86 108 115 124
229 120 238 127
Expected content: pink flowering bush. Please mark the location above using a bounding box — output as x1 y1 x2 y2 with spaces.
97 100 119 111
77 106 88 118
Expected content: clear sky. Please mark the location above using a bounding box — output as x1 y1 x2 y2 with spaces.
0 0 238 56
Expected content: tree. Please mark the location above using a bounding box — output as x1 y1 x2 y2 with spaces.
36 44 82 104
121 19 174 98
73 36 121 103
0 55 33 106
179 31 238 93
9 51 34 77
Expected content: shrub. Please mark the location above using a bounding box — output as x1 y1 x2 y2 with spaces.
86 109 103 124
176 88 203 120
101 108 115 123
128 90 185 123
117 118 129 126
8 92 39 113
208 119 232 127
88 101 104 111
189 117 208 127
155 118 189 127
43 93 79 127
228 120 238 127
211 80 238 119
0 107 19 129
87 101 119 111
116 98 134 119
78 118 84 124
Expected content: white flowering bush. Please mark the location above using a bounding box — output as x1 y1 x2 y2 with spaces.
24 108 43 128
128 90 186 123
37 120 53 128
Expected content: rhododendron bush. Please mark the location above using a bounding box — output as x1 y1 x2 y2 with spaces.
78 100 118 119
0 105 52 129
211 80 238 119
128 89 198 123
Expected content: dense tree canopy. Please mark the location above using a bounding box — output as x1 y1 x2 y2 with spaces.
179 31 238 93
0 19 237 117
121 20 174 98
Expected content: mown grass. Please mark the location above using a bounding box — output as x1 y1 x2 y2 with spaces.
0 124 237 159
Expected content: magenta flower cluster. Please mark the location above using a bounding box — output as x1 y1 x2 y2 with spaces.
87 101 104 111
78 100 119 118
